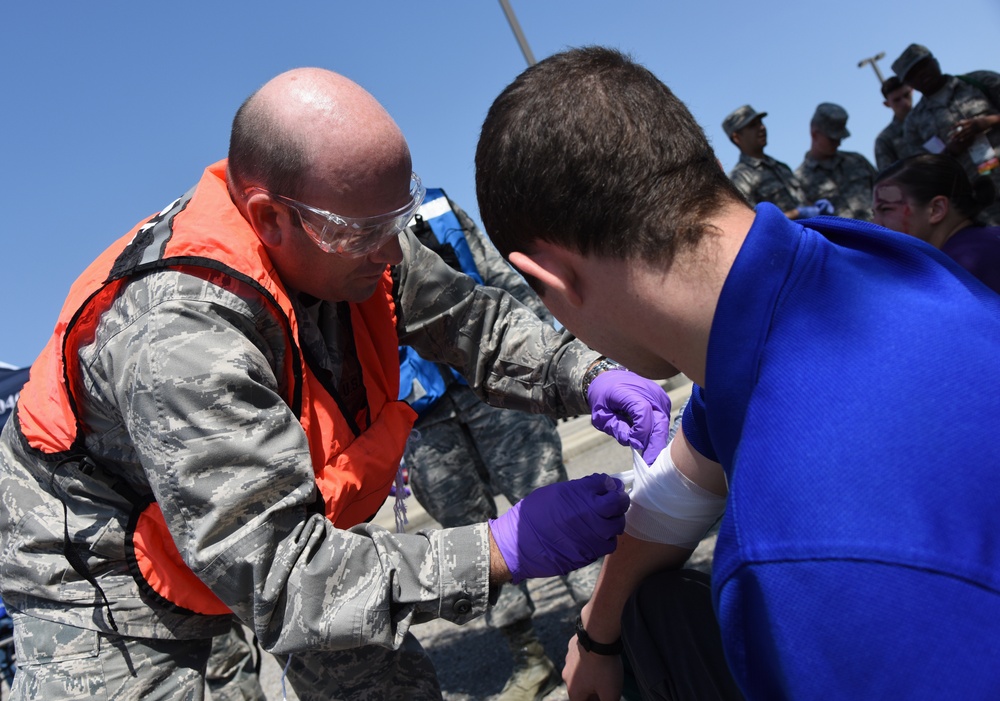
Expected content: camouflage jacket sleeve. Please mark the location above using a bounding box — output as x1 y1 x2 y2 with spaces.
394 228 599 418
0 268 492 650
902 100 935 149
449 198 556 326
728 166 759 206
874 124 900 172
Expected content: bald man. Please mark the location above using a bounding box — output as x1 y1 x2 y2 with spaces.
0 68 653 699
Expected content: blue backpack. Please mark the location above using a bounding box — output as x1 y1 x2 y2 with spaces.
398 189 484 416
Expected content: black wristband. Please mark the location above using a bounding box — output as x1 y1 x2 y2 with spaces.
582 356 626 395
574 615 623 655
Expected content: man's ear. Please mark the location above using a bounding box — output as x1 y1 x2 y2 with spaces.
509 244 584 307
244 193 287 248
928 195 950 224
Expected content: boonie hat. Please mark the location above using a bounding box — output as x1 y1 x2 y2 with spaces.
892 44 933 81
722 105 767 139
811 103 850 140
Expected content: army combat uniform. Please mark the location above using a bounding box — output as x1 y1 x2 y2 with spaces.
400 197 598 658
728 153 808 212
399 193 599 698
402 196 575 580
0 163 598 700
874 118 911 172
902 72 1000 225
796 151 878 221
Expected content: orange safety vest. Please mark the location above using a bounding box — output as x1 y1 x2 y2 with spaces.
15 160 417 615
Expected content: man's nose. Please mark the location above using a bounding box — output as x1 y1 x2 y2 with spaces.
370 232 404 265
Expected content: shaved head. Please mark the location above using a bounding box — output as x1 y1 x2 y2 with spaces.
228 67 412 217
226 67 415 304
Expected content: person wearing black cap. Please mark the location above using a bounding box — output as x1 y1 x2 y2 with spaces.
892 43 1000 225
722 105 829 219
795 102 878 220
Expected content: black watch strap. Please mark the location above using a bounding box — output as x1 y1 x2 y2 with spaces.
575 615 623 655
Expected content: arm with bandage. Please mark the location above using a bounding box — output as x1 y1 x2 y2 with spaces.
562 423 728 701
624 428 727 547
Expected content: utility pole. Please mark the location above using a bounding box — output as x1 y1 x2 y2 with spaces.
498 0 536 67
858 52 887 84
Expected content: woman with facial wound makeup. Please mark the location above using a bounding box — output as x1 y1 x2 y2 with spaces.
873 152 1000 294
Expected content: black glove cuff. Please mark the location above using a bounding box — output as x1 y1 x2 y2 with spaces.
575 615 623 655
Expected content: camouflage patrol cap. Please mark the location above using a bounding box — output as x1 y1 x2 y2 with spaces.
891 44 933 81
810 102 850 140
722 105 767 139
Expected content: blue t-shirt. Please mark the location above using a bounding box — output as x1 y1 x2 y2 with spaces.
683 204 1000 699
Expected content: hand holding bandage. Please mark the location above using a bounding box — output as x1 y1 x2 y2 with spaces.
489 473 629 584
588 371 672 466
625 441 727 547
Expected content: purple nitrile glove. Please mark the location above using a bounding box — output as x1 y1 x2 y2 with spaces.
489 473 629 584
815 198 835 216
588 370 672 466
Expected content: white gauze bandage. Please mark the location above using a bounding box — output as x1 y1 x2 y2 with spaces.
625 441 727 547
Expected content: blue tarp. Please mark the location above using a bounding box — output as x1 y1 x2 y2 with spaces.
0 364 30 430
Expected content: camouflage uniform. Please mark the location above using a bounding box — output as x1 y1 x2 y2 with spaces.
0 193 599 700
902 72 1000 225
874 118 911 171
11 614 440 701
795 151 878 221
728 154 807 211
205 623 265 701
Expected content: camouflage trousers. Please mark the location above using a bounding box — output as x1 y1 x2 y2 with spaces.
205 622 265 701
405 384 598 628
10 613 441 701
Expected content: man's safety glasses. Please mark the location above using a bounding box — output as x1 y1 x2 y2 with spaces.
248 173 425 257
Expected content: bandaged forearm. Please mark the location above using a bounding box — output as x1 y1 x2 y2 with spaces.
625 441 727 547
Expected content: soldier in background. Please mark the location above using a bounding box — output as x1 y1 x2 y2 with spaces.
796 103 878 221
398 189 600 701
874 76 915 171
723 105 832 219
892 43 1000 225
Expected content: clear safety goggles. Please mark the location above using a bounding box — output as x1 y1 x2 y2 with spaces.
249 173 425 257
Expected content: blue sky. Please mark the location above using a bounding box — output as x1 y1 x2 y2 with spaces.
3 1 998 366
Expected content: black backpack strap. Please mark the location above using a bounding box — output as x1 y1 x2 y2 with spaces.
49 453 120 633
